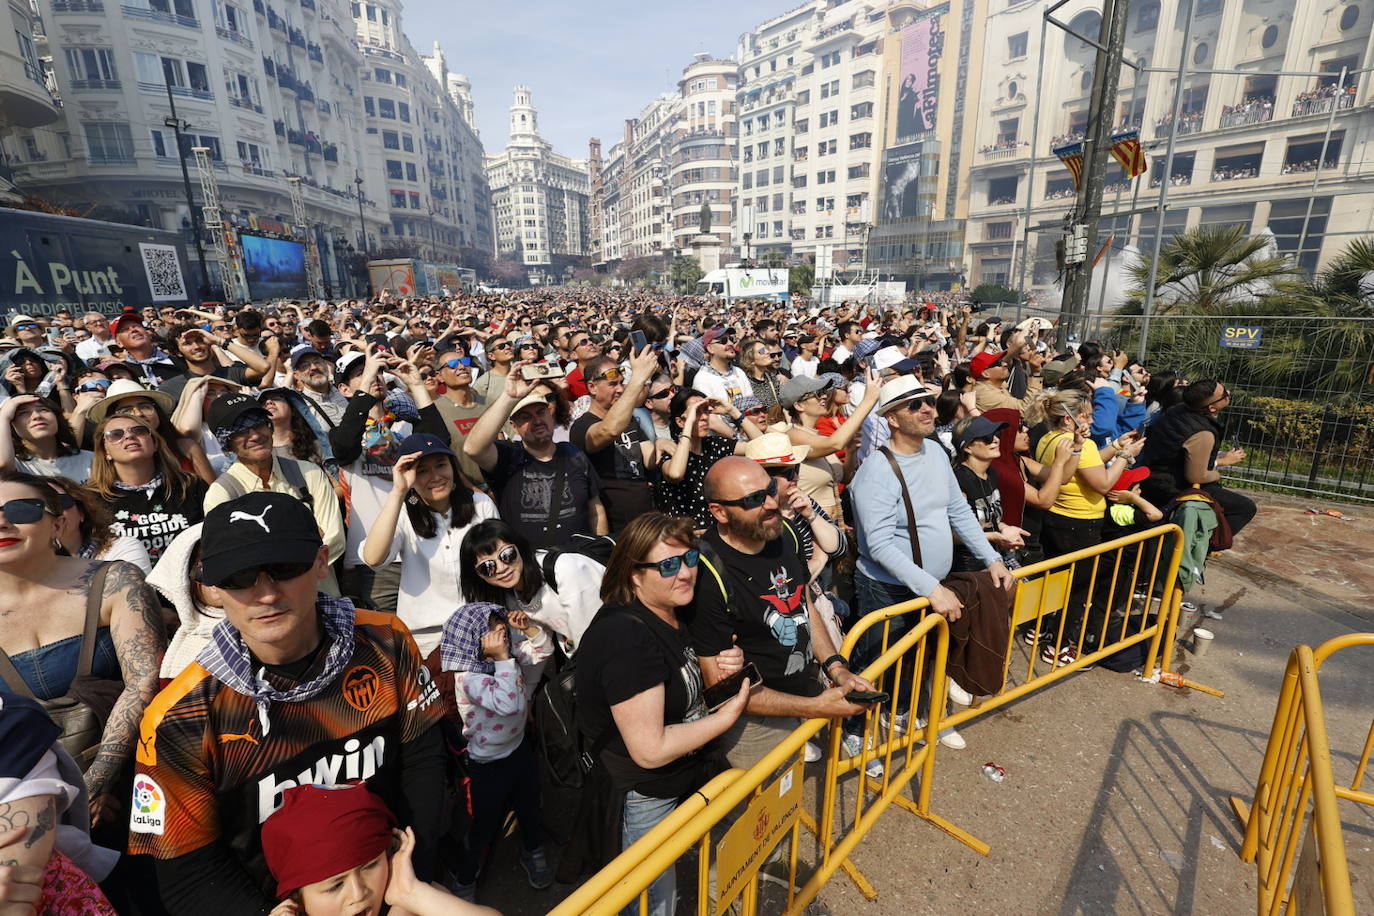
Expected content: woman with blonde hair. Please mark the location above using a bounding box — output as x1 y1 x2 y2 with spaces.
1027 389 1145 666
87 412 207 564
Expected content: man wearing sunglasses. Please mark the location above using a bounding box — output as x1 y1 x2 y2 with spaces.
470 335 515 403
432 346 489 489
1137 378 1256 536
569 349 660 534
848 376 1016 749
693 327 751 436
4 314 46 349
689 456 874 768
129 492 445 916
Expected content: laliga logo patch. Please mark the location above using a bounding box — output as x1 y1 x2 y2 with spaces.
342 665 380 711
130 775 165 835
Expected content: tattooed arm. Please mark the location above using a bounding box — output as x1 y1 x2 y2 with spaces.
85 561 167 822
0 797 57 884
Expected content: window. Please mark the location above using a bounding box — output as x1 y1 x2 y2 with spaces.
819 51 841 68
1340 4 1359 29
65 48 118 83
83 122 135 162
820 110 837 127
757 168 769 186
374 67 391 83
386 159 403 179
378 98 395 118
850 102 873 119
759 113 770 130
365 4 376 20
1261 24 1279 48
815 196 834 211
997 118 1019 145
757 141 769 159
743 173 753 190
773 165 785 183
410 192 421 209
796 90 810 105
1136 0 1159 30
405 162 417 181
364 96 375 116
817 169 836 184
401 134 414 152
849 132 872 150
794 118 808 134
820 79 840 99
819 138 837 156
1008 32 1028 58
186 62 209 93
398 102 410 122
794 174 807 188
382 130 399 149
395 73 406 88
852 70 875 89
391 191 406 208
848 163 870 179
150 129 167 157
986 221 1013 240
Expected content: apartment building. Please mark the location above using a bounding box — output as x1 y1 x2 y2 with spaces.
1 0 62 200
620 94 677 260
0 0 491 296
485 86 592 275
669 55 738 253
966 0 1374 293
594 137 626 267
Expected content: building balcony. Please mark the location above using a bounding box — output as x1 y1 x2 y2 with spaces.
122 5 199 27
287 27 306 48
316 99 331 115
262 55 275 77
228 95 264 113
977 142 1027 162
241 162 274 177
0 58 61 126
266 8 285 31
307 43 323 64
1218 97 1274 129
216 26 253 47
51 0 104 11
88 153 136 165
298 0 314 10
1153 112 1203 138
1291 89 1356 118
322 143 337 162
138 80 213 101
360 44 403 62
69 78 122 92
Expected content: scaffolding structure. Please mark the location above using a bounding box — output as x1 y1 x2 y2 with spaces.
192 146 247 302
287 177 325 299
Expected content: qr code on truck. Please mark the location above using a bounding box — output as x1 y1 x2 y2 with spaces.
138 243 188 302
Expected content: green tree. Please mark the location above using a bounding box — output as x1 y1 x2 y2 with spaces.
969 282 1025 305
617 256 657 285
1124 223 1300 315
669 255 704 293
789 260 815 298
760 250 786 268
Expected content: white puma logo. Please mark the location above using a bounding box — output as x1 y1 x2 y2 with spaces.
229 506 272 533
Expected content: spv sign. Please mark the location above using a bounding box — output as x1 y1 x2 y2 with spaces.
1220 325 1263 350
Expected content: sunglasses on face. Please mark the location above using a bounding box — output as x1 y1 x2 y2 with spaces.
77 380 112 394
713 477 780 510
767 351 783 358
13 323 38 332
475 544 520 578
203 560 316 590
491 341 513 350
442 358 472 370
765 464 800 481
900 396 937 413
969 435 998 447
419 370 434 380
103 424 152 442
647 388 674 400
213 324 231 333
0 497 57 525
635 548 701 578
53 492 76 510
591 368 623 383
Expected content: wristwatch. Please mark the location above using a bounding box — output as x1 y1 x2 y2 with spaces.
822 654 849 673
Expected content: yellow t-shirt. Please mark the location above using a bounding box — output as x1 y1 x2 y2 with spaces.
1036 431 1106 519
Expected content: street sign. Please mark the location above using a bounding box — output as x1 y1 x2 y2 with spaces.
1220 325 1263 349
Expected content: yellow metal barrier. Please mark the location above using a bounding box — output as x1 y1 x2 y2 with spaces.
549 524 1200 914
1232 634 1374 916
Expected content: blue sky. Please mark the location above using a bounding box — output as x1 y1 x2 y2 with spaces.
403 0 771 158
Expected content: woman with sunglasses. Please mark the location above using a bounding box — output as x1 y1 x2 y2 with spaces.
574 513 749 916
0 469 166 827
83 378 217 484
458 519 605 655
0 394 93 482
47 475 152 572
87 412 208 565
658 389 763 531
948 417 1031 573
779 367 880 524
361 434 498 658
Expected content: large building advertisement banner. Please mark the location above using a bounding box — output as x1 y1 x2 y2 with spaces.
895 15 945 140
881 142 926 220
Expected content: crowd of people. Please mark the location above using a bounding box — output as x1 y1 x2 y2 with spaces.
0 290 1257 916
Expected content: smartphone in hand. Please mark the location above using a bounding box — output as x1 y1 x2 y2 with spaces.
845 690 890 705
630 329 649 355
704 662 762 712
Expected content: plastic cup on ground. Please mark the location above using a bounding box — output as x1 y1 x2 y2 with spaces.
1192 627 1214 658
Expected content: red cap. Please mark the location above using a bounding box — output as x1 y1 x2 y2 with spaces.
109 313 143 336
969 351 1002 380
261 782 396 899
1115 466 1151 490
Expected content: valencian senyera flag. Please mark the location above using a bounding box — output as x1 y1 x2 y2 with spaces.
1109 128 1148 177
1053 141 1085 189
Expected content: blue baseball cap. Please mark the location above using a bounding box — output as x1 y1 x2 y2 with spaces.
397 432 454 459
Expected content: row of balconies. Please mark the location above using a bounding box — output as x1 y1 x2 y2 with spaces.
121 4 197 28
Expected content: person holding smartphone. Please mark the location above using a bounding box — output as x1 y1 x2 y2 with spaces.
575 513 750 916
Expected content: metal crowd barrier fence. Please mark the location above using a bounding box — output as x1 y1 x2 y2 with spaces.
549 524 1199 914
1231 634 1374 916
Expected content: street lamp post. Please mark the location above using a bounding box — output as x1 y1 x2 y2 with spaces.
354 171 372 298
164 80 210 298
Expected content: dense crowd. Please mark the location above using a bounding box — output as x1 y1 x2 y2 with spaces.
0 290 1256 916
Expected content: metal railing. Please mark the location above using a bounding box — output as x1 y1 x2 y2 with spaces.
1231 634 1373 915
1094 314 1374 502
121 4 198 27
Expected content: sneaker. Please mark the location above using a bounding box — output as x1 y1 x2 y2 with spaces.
947 677 974 706
840 733 884 778
913 718 966 750
804 740 822 763
520 847 553 890
1040 643 1095 670
1021 627 1042 647
1202 607 1224 621
1180 600 1198 612
880 710 909 735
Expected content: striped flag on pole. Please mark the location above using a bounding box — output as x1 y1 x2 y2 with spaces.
1109 128 1148 177
1053 141 1086 189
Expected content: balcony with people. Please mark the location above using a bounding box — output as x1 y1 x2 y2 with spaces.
1210 144 1263 182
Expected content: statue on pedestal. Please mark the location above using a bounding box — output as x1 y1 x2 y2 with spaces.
698 200 711 235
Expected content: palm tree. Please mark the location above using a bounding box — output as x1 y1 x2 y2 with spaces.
1123 223 1300 315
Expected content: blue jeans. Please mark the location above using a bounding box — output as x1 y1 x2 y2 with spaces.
848 572 920 735
621 790 680 916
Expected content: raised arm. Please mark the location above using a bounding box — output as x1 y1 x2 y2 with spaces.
462 360 537 473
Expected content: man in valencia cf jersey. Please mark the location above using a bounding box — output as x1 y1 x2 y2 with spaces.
128 491 445 915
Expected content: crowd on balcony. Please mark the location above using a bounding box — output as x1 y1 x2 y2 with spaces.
978 139 1030 155
1291 84 1358 117
1211 165 1259 181
1281 158 1337 174
1218 96 1274 128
